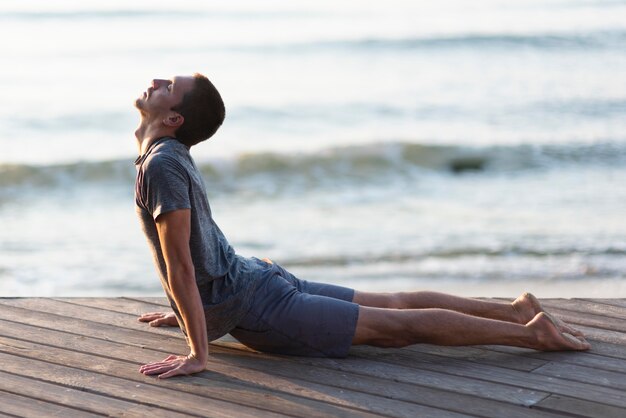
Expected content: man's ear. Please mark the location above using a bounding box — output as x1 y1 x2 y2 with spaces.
163 113 184 128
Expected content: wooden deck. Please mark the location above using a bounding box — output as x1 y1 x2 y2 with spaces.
0 297 624 418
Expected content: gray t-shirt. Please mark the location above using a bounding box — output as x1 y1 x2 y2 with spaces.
134 137 262 341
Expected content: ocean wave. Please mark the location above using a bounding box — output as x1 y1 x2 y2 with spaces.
4 8 623 51
277 246 626 268
222 30 626 53
1 141 625 192
0 10 195 20
329 31 626 51
0 160 135 189
0 9 328 21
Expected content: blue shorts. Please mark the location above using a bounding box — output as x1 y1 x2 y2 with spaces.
230 259 359 358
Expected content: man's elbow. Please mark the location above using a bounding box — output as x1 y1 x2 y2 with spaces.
168 263 196 288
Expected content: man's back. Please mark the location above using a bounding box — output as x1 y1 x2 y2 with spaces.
134 136 260 339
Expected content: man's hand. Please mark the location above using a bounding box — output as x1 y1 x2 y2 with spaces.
139 354 206 379
138 312 179 327
261 258 273 264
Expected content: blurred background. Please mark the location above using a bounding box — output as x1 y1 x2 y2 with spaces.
0 0 625 297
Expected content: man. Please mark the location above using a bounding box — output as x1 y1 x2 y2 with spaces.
134 73 590 379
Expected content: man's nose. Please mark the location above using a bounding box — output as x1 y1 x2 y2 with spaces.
152 79 169 89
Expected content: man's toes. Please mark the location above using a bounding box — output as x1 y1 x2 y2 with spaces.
563 326 585 338
557 320 585 338
562 333 591 350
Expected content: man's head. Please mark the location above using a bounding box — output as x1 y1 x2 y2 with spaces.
135 73 225 147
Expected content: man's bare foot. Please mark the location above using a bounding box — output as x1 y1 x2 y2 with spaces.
511 292 543 324
511 292 585 337
138 312 179 327
526 312 590 351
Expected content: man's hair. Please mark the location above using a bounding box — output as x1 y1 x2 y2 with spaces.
172 73 225 147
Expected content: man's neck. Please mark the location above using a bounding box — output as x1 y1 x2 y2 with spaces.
135 118 175 155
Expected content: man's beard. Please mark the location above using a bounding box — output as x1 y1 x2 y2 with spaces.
134 98 149 119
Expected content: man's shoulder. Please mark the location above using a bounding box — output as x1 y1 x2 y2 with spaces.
143 140 190 171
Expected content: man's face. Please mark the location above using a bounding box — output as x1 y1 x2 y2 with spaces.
134 75 195 117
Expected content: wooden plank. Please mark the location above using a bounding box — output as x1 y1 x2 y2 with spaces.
475 346 626 374
0 389 101 418
126 296 169 306
185 347 555 416
404 343 547 372
569 324 626 347
582 299 626 309
0 340 464 418
483 337 626 361
53 297 166 316
0 370 193 418
540 299 626 320
0 319 526 418
348 345 626 408
0 300 553 409
532 362 626 390
15 297 186 339
0 351 286 418
534 394 626 418
0 325 382 418
0 300 190 350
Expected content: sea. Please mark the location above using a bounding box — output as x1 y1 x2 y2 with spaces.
1 0 625 297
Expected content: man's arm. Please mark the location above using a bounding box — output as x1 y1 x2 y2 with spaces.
137 257 274 327
138 208 208 379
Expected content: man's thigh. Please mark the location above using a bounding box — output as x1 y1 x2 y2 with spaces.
272 262 355 301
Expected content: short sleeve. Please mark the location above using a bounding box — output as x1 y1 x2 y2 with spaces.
142 154 191 220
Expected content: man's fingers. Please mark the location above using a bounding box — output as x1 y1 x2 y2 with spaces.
139 312 162 318
139 354 205 379
139 362 167 373
142 364 175 375
138 312 164 322
158 366 183 379
139 361 170 371
139 359 181 374
138 356 181 372
139 312 179 327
